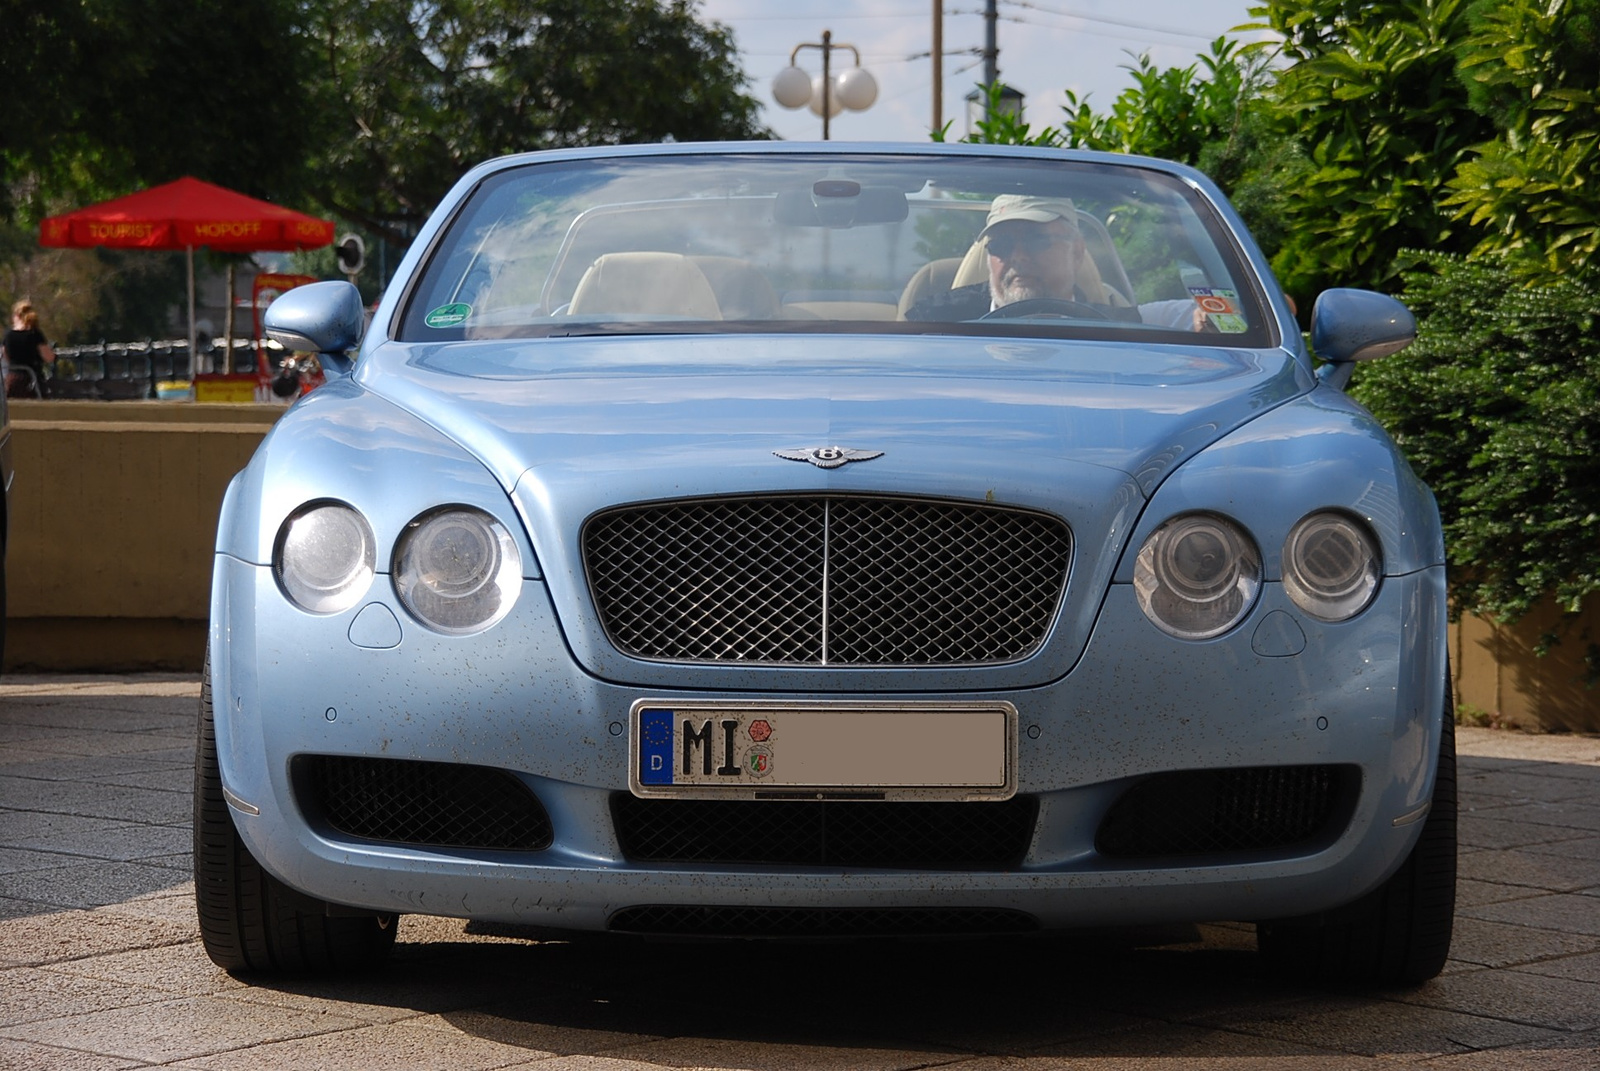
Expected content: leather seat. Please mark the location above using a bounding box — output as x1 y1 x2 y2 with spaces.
569 252 722 319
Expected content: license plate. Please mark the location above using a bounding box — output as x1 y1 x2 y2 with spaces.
628 700 1016 801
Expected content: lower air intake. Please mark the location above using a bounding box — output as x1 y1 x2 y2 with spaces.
612 794 1038 869
296 755 553 851
1096 764 1356 860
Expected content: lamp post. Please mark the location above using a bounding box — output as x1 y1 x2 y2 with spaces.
771 30 878 140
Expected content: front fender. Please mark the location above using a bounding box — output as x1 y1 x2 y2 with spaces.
213 378 535 576
1116 385 1444 583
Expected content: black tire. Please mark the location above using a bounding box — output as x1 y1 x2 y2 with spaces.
193 652 397 974
1257 686 1457 986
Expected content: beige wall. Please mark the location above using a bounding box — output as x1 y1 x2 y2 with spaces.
4 399 282 671
3 398 1597 729
1452 595 1600 733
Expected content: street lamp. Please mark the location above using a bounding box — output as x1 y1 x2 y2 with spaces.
771 30 878 140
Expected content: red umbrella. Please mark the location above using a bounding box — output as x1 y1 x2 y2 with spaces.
40 177 335 375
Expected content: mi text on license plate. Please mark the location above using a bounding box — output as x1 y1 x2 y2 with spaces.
628 700 1016 801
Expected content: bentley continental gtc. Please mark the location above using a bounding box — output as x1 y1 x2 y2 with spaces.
196 143 1454 985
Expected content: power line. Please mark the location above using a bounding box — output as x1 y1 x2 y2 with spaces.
947 5 1216 49
704 9 932 22
994 11 1215 49
1000 0 1223 42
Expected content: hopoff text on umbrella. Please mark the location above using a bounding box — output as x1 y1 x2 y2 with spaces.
39 177 335 377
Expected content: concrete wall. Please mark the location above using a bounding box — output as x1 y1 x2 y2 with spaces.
1453 594 1599 733
4 399 281 672
3 398 1596 729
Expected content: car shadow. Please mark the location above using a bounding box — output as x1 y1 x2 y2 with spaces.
241 922 1389 1061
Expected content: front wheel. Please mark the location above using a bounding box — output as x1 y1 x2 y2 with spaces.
1256 690 1457 986
193 652 397 974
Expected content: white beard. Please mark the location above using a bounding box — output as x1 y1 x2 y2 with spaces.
994 278 1045 305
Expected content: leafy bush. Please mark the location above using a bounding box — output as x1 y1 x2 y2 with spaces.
1445 0 1600 277
1351 252 1600 621
1255 0 1494 297
1058 39 1264 166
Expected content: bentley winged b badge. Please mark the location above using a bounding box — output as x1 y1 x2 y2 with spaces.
774 446 885 469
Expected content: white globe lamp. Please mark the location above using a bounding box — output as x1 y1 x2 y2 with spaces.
807 74 844 118
834 67 879 112
771 66 812 110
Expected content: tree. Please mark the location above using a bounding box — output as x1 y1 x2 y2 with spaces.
1062 40 1303 262
1445 0 1600 277
300 0 770 244
1253 0 1494 296
1059 40 1261 164
0 0 316 217
0 1 320 344
0 1 91 220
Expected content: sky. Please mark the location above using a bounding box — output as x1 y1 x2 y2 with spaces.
696 1 1274 144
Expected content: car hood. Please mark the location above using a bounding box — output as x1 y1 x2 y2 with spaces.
365 333 1308 492
359 333 1312 688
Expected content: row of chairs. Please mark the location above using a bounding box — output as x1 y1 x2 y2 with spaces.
21 341 262 400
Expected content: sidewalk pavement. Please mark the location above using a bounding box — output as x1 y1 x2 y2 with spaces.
0 674 1597 1070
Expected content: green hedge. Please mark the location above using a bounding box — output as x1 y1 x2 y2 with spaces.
1351 253 1600 625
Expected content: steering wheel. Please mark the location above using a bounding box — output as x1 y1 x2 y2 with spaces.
980 297 1113 320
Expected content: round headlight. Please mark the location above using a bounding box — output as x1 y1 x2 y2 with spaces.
1283 512 1380 621
394 507 521 634
1134 513 1261 640
274 502 375 614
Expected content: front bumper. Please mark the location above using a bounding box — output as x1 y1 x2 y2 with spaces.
210 554 1447 932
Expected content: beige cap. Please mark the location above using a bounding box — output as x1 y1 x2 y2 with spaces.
980 194 1079 237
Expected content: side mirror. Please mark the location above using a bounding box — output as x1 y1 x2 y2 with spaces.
263 281 365 376
1311 288 1416 388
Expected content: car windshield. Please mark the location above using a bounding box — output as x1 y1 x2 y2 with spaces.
396 151 1274 348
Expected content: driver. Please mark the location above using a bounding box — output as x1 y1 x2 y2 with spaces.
905 194 1200 328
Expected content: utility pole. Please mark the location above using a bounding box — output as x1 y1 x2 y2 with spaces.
932 0 943 133
983 0 998 91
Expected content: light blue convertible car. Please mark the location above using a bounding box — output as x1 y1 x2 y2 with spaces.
195 143 1454 984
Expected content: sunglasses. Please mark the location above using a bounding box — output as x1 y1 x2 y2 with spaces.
986 229 1072 258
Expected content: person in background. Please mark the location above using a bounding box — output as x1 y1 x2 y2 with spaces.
4 300 56 398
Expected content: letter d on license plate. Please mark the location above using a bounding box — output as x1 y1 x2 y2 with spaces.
628 699 1016 801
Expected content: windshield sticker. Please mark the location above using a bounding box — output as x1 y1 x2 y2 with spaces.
424 303 472 328
1188 288 1248 333
1188 287 1240 314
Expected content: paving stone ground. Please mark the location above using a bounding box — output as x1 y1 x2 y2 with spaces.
1 675 1597 1070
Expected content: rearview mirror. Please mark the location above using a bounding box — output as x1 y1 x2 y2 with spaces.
774 184 910 228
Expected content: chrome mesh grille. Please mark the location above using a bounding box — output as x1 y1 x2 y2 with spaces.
584 496 1071 665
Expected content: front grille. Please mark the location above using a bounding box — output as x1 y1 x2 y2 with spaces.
584 495 1071 665
609 905 1038 937
295 755 553 851
612 794 1038 869
1096 765 1356 860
